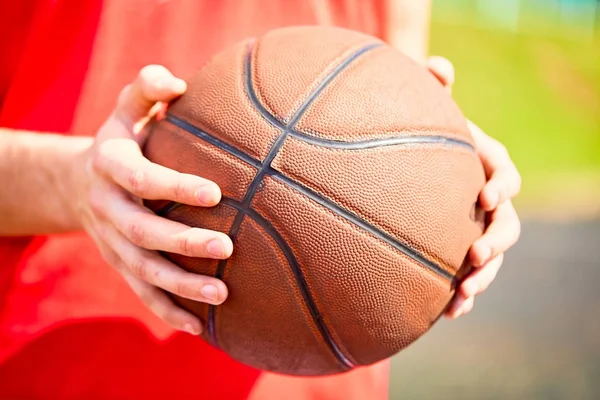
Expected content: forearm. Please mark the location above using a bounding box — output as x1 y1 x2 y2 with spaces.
0 129 92 235
383 0 432 64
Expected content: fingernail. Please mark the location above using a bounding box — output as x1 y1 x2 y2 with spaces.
463 281 479 297
478 245 492 266
201 285 219 302
448 306 462 319
206 239 225 258
183 323 200 335
172 78 187 93
195 185 219 206
156 76 186 92
487 191 499 209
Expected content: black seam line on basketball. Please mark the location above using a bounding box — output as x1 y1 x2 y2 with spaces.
154 196 354 366
156 200 240 349
268 172 454 281
164 114 262 169
244 42 473 154
166 111 474 156
243 43 285 130
220 197 355 370
244 41 382 130
156 201 182 217
288 133 475 151
241 41 382 210
207 210 246 347
208 42 380 364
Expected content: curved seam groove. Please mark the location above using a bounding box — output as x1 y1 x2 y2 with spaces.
158 201 239 347
244 42 286 130
289 132 475 151
164 114 262 168
267 172 454 281
240 41 383 210
158 39 454 366
221 197 355 370
206 41 379 364
244 41 473 153
244 41 382 130
160 113 454 280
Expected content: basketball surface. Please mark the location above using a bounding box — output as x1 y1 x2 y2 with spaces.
143 26 486 376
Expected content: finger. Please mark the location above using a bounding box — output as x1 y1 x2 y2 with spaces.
114 65 187 133
444 294 475 319
95 220 229 305
122 270 203 335
459 254 504 298
469 201 520 266
87 222 202 334
91 184 232 259
427 56 455 93
92 138 221 206
468 120 522 210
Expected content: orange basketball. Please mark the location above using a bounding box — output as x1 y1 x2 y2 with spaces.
143 26 485 376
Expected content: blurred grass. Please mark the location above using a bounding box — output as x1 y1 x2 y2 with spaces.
427 14 600 217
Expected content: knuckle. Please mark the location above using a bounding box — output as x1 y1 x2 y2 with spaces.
90 153 104 173
128 255 149 280
128 168 147 195
174 280 192 299
92 142 112 172
125 220 146 246
176 234 195 256
151 266 162 281
87 189 104 215
171 181 188 202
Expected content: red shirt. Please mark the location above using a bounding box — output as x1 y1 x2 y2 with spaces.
0 1 390 398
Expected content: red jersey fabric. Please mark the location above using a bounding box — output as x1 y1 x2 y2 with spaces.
0 1 391 398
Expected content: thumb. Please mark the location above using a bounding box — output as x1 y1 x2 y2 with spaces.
113 65 187 138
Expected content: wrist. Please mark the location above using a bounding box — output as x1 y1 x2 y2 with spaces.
0 129 94 235
53 136 95 232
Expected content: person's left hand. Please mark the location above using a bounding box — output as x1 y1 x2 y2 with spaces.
426 56 522 319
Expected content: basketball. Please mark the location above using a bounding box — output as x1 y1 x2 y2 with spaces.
143 26 486 376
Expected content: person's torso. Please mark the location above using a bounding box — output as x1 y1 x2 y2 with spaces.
0 1 390 398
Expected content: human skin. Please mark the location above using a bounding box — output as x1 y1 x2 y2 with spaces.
0 0 521 333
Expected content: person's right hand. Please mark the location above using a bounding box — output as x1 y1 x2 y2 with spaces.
72 65 232 336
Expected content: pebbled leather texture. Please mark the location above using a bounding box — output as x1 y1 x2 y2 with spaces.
144 26 486 376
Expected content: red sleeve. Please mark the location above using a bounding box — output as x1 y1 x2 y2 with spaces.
0 0 101 132
0 1 44 110
0 0 41 317
0 0 102 339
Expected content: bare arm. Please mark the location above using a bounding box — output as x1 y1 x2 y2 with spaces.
0 129 92 235
383 0 432 63
0 66 235 334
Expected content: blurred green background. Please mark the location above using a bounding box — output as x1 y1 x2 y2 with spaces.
430 0 600 218
389 1 600 399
